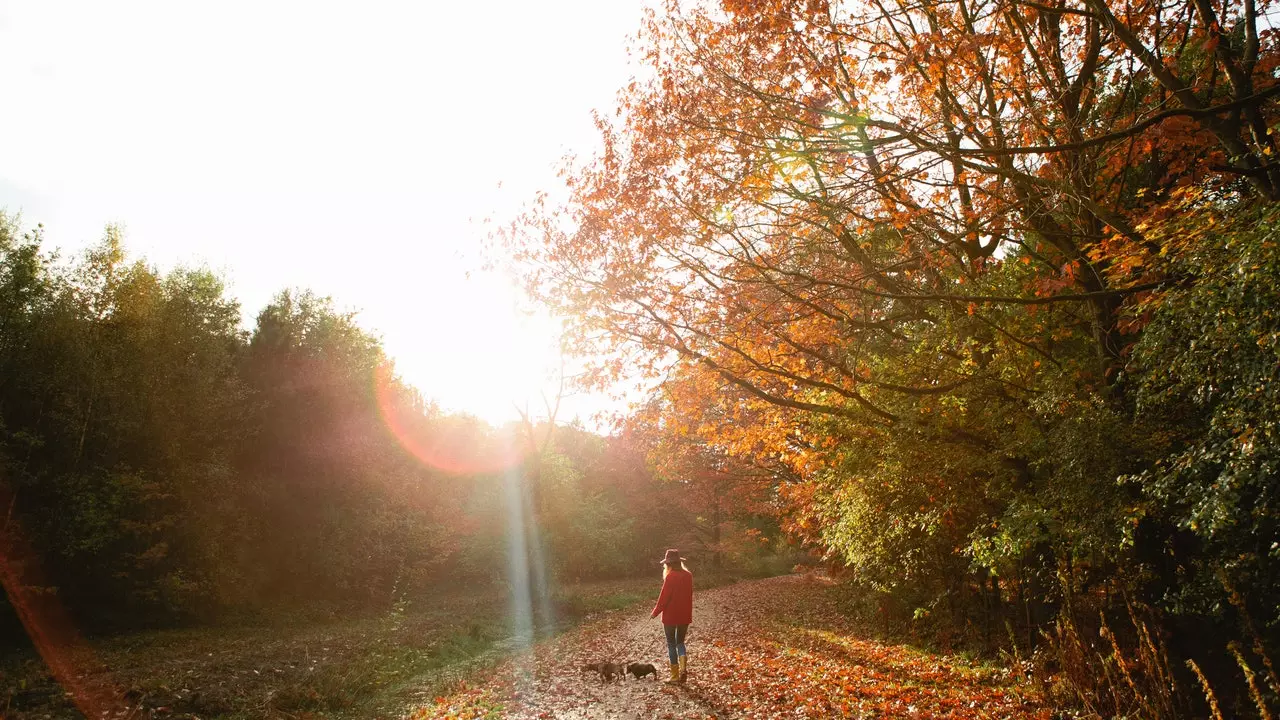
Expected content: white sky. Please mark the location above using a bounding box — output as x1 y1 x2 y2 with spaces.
0 0 647 426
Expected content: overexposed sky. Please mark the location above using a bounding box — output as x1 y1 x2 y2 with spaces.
0 0 647 425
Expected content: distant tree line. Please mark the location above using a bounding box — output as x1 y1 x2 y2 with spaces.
0 216 789 635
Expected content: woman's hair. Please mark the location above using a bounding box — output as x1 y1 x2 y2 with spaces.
662 560 690 578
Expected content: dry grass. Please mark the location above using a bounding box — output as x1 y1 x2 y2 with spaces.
1032 594 1280 720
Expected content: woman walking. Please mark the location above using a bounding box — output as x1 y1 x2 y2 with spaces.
651 548 694 683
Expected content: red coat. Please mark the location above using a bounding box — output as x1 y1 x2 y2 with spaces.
651 569 693 625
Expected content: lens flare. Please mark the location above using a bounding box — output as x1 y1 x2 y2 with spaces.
0 480 125 718
373 364 522 474
502 465 534 645
501 456 552 709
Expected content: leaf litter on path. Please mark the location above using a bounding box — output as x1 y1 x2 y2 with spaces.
412 574 1052 719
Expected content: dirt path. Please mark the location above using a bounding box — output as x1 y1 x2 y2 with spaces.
414 574 1053 720
413 585 720 720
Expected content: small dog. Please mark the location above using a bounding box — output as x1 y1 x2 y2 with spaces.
626 662 658 680
581 662 626 682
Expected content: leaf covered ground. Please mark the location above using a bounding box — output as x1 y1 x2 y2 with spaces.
0 579 660 719
418 574 1053 719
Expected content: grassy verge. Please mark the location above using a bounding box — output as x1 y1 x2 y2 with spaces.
550 570 745 620
0 576 701 719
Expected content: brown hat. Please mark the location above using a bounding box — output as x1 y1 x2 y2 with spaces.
659 548 685 565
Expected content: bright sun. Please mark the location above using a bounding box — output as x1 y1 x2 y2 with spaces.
377 269 567 428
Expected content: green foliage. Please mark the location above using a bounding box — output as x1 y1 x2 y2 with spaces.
753 205 1280 716
1127 207 1280 628
0 218 249 623
541 449 637 579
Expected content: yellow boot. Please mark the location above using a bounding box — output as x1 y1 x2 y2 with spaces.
667 662 680 683
678 655 687 684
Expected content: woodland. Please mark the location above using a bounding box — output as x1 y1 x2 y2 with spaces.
2 0 1279 716
0 219 789 628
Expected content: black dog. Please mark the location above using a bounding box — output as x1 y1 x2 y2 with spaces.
627 662 658 680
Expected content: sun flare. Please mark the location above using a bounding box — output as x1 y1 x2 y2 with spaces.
377 269 567 428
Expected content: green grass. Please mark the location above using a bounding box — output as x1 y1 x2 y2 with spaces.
551 578 654 619
0 577 682 719
549 571 748 621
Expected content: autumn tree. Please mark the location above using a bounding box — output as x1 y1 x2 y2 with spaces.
510 0 1278 427
627 371 795 572
504 0 1279 712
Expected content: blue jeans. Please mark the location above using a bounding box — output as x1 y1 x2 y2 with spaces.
664 624 688 664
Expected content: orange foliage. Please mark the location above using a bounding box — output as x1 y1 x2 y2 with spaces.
500 0 1279 484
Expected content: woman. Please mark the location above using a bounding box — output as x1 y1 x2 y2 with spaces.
651 548 694 683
